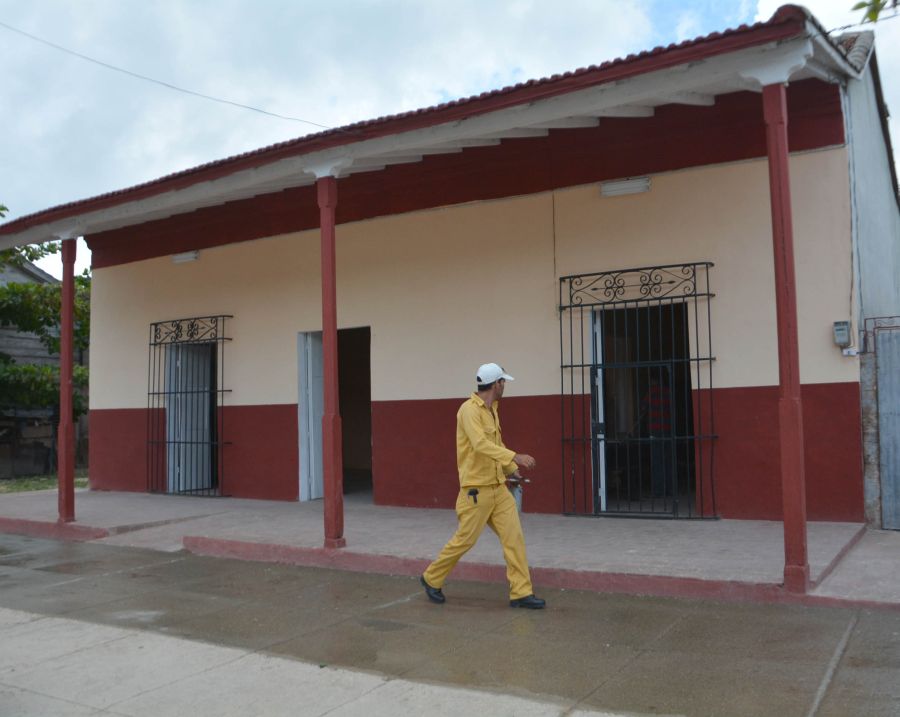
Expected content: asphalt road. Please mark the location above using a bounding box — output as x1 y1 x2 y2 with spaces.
0 533 897 716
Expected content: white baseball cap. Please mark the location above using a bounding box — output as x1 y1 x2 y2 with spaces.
476 363 515 384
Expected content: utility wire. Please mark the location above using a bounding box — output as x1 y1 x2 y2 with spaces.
0 19 334 130
2 11 897 130
822 9 900 35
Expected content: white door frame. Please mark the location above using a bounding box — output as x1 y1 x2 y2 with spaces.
297 331 324 501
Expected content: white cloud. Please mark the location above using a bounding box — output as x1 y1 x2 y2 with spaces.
0 0 656 277
1 0 655 222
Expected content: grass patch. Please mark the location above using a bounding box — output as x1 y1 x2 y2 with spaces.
0 471 89 494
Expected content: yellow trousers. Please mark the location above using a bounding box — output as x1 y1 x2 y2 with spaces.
423 484 533 600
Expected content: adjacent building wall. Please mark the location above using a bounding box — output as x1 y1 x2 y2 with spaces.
844 59 900 526
845 64 900 321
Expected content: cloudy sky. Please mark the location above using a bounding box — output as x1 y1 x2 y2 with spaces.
0 0 897 277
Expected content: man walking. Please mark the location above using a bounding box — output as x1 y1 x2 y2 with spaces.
420 363 545 609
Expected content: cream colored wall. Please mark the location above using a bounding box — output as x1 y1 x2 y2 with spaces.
90 195 558 408
337 196 558 400
90 232 322 409
555 148 856 390
90 147 856 409
791 149 858 381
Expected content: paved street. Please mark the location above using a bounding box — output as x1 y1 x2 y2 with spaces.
0 534 898 716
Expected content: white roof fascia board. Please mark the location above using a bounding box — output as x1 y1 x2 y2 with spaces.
807 21 864 80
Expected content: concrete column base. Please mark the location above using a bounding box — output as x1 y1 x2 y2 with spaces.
783 564 810 594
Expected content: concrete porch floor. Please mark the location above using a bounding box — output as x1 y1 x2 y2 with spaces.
0 488 895 607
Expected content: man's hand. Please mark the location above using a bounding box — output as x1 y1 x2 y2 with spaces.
506 471 529 488
513 454 536 470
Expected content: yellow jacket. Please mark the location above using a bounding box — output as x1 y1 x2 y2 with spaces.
456 393 518 487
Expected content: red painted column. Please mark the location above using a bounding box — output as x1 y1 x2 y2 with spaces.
762 83 809 593
317 176 346 549
57 239 76 523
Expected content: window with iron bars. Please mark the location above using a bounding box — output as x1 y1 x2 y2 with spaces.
146 315 231 496
559 263 716 518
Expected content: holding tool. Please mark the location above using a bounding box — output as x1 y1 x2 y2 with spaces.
506 475 531 512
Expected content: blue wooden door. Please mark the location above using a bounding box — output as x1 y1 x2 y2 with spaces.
878 330 900 530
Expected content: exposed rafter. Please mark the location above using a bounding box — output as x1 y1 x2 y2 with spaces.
341 164 386 176
429 138 502 149
352 154 423 168
803 58 841 84
374 146 463 159
479 128 551 139
526 117 600 129
656 91 716 106
595 105 655 118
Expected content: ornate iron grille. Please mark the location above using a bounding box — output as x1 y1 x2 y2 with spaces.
147 315 232 496
559 263 716 518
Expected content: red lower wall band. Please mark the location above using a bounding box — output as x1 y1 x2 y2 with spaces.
90 404 299 500
89 380 863 520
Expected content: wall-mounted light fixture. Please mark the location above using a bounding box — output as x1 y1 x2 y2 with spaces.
172 250 200 264
600 177 651 197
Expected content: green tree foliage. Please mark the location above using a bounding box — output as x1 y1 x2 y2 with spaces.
852 0 899 22
0 202 90 417
0 276 91 355
0 358 89 416
0 204 62 268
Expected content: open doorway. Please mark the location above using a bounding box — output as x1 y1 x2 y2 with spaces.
164 342 217 495
298 327 372 502
592 303 696 516
338 327 372 496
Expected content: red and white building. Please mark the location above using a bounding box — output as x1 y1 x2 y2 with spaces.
2 5 899 589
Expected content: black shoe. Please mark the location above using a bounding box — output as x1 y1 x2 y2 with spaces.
509 594 546 609
420 575 445 604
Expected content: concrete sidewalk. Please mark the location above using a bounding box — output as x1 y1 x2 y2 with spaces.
5 534 898 716
0 607 620 717
0 488 895 606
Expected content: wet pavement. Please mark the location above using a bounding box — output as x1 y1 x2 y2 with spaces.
0 489 880 602
0 534 898 716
